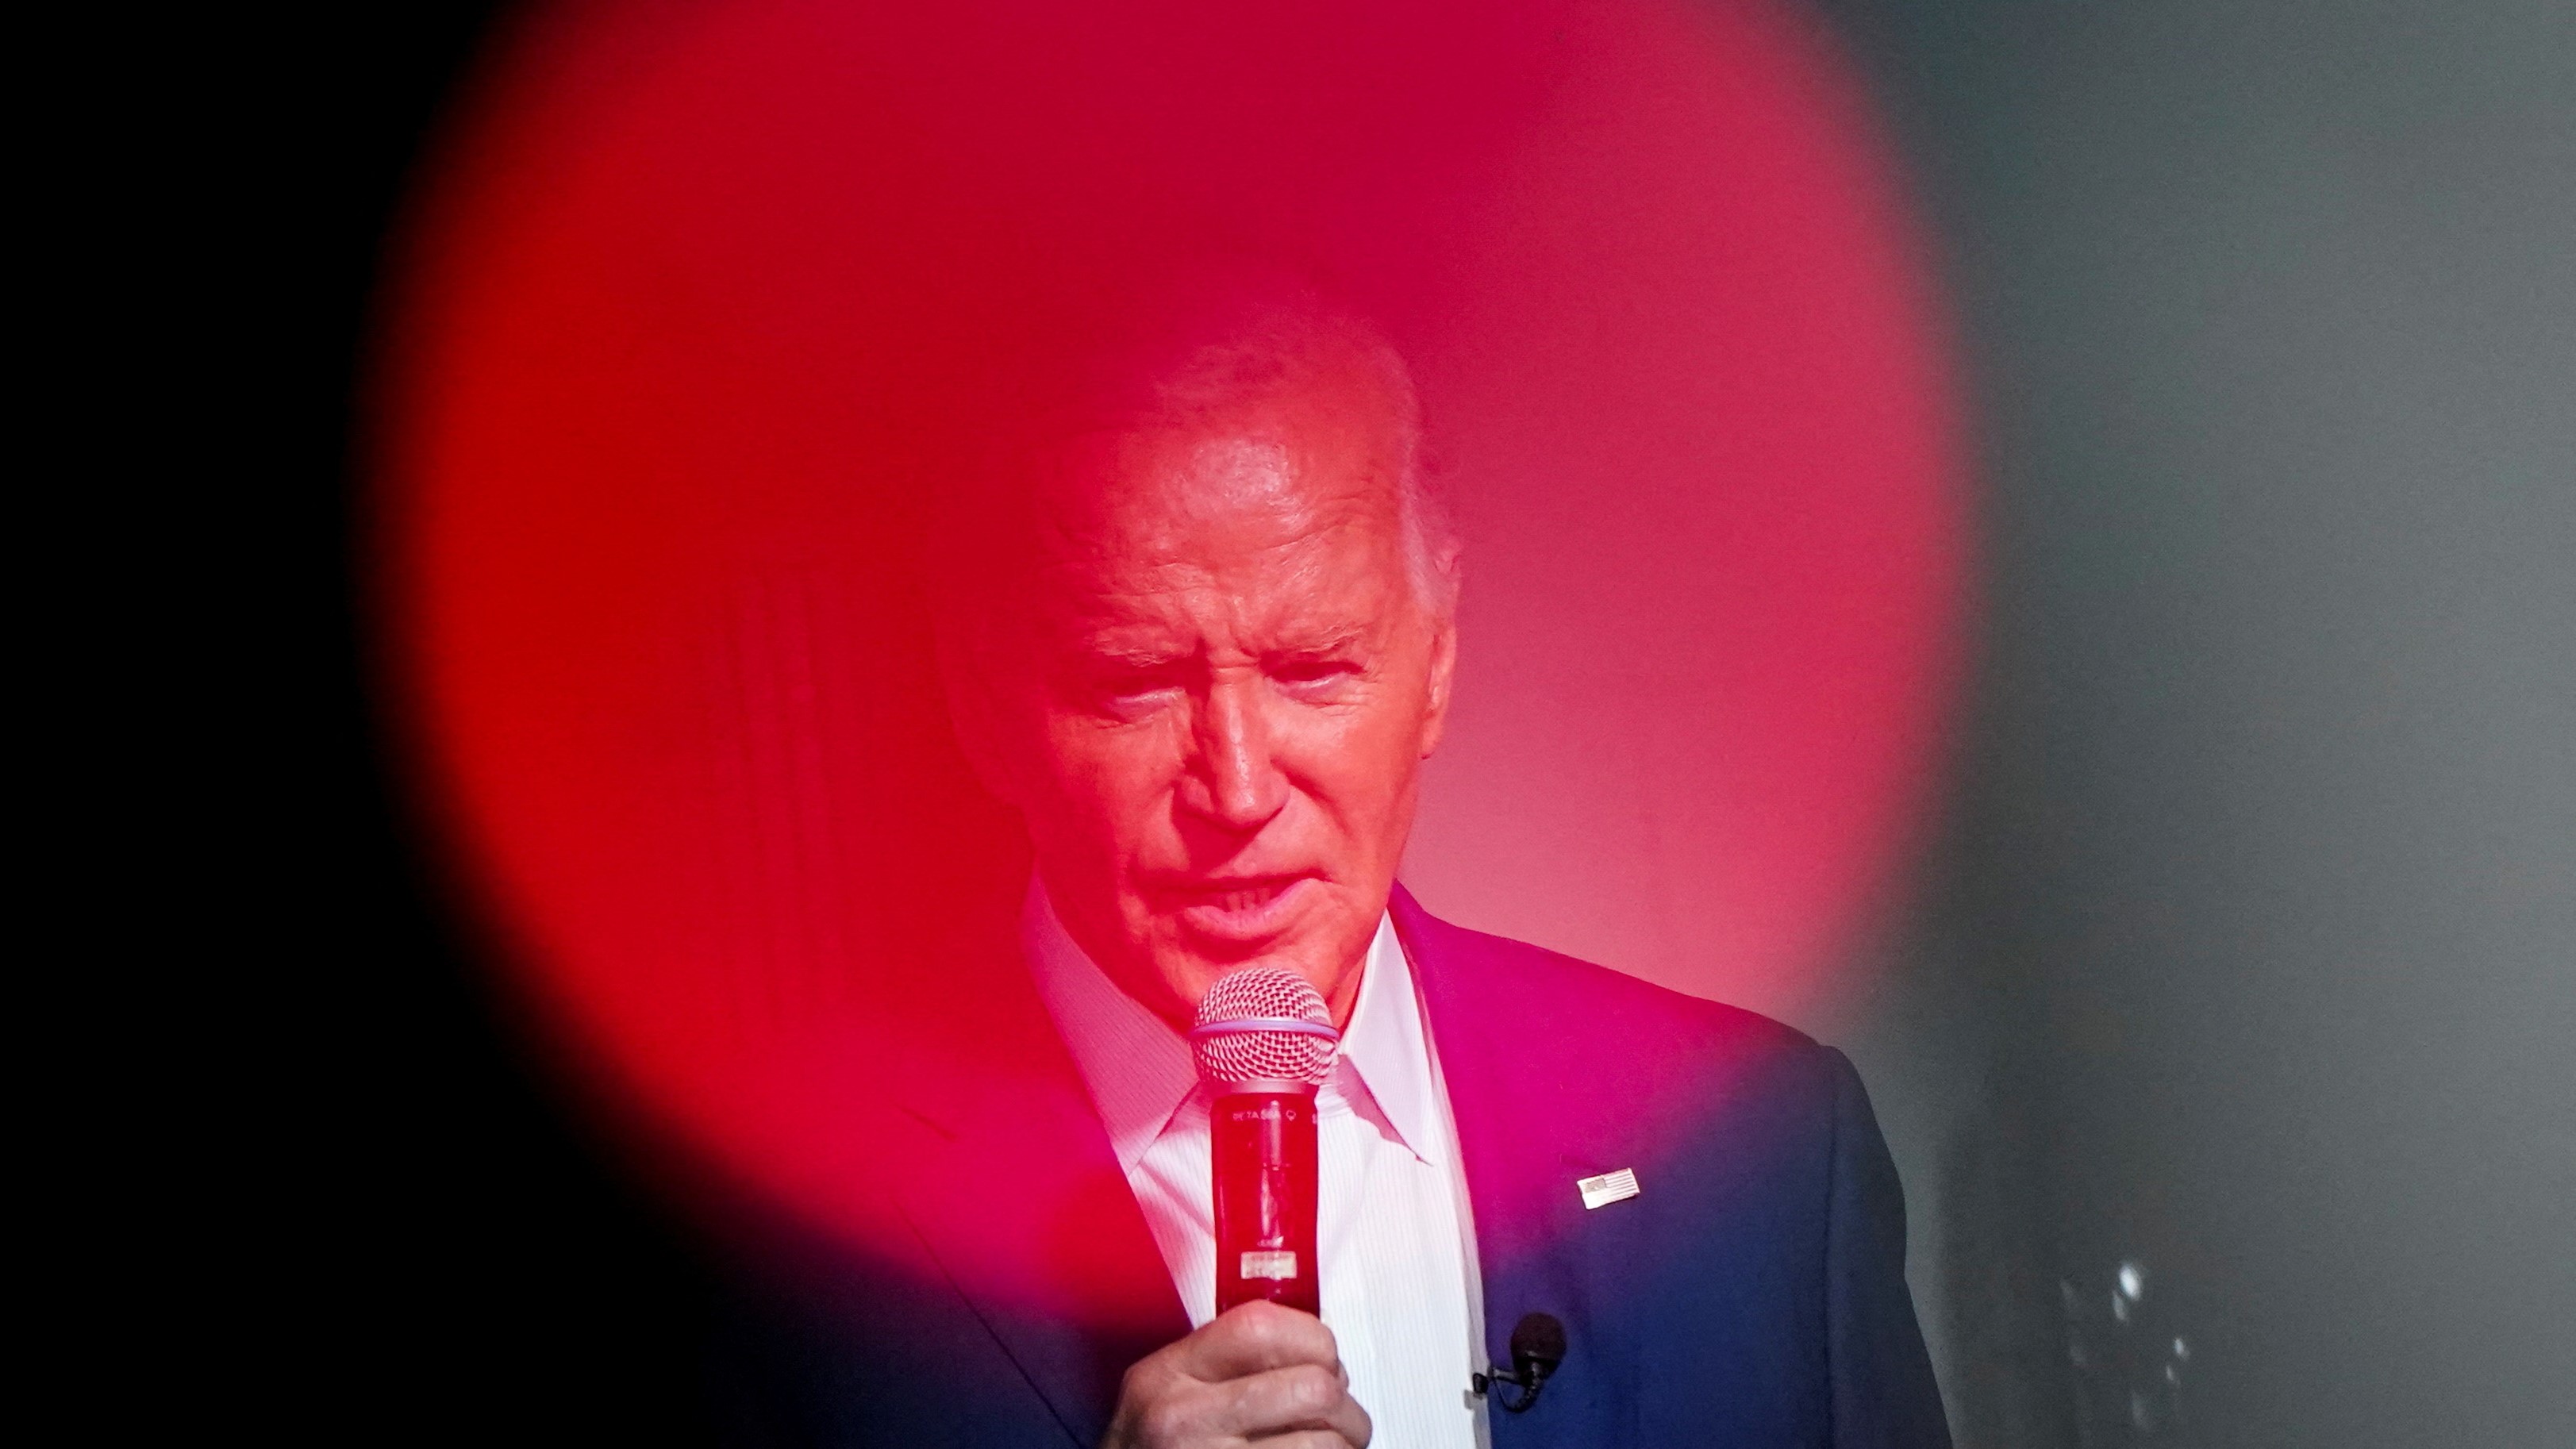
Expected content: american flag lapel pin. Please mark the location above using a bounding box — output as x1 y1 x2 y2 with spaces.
1576 1167 1641 1209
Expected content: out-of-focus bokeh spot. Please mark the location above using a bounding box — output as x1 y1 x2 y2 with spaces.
375 0 1959 1308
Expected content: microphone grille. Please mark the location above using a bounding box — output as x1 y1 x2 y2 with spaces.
1191 967 1338 1088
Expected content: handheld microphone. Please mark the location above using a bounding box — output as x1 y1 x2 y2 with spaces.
1190 967 1340 1317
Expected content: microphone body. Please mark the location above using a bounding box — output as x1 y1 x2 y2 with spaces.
1212 1082 1321 1315
1191 967 1341 1320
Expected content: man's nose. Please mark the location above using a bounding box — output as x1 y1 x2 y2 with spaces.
1182 672 1289 832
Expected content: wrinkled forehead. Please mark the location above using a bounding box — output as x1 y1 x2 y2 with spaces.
1021 375 1410 578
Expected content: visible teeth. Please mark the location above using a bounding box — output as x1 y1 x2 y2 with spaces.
1186 883 1286 914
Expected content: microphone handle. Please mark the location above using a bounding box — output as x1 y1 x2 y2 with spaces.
1211 1086 1321 1316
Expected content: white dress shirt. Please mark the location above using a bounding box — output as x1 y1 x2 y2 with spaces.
1024 882 1489 1449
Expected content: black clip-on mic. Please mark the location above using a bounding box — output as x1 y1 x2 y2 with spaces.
1471 1313 1567 1413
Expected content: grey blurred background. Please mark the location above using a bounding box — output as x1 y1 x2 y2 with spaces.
1813 1 2576 1444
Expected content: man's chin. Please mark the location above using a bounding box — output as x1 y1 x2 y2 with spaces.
1155 913 1378 1011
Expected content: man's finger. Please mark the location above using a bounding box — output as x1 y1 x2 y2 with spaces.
1175 1301 1342 1384
1201 1364 1372 1447
1237 1433 1370 1449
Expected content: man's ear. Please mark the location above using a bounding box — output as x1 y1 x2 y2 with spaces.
1417 607 1458 759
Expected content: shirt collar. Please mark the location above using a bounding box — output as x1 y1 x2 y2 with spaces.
1335 911 1447 1169
1021 879 1201 1174
1022 880 1446 1172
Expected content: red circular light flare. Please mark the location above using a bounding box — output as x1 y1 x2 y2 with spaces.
375 0 1966 1320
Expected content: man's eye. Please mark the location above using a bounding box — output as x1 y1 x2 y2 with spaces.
1089 671 1184 708
1273 659 1359 686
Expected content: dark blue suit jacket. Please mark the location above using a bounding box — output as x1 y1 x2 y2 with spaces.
717 886 1951 1447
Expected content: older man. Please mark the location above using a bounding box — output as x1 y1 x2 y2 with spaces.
724 279 1948 1449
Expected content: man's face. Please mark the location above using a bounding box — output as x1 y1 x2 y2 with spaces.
961 371 1453 1028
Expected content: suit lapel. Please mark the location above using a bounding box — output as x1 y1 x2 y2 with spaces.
882 931 1189 1446
1394 886 1628 1447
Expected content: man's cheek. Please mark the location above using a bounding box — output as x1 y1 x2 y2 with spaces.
1056 747 1167 844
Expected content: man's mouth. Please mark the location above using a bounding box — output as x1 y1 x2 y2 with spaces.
1146 873 1319 942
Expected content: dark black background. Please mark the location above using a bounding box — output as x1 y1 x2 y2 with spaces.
268 5 722 1440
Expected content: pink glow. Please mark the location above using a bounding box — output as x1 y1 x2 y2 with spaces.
375 0 1964 1322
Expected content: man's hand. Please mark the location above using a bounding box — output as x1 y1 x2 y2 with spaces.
1102 1301 1373 1448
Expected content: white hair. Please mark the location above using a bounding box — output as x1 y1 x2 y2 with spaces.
929 268 1463 628
1120 293 1462 620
